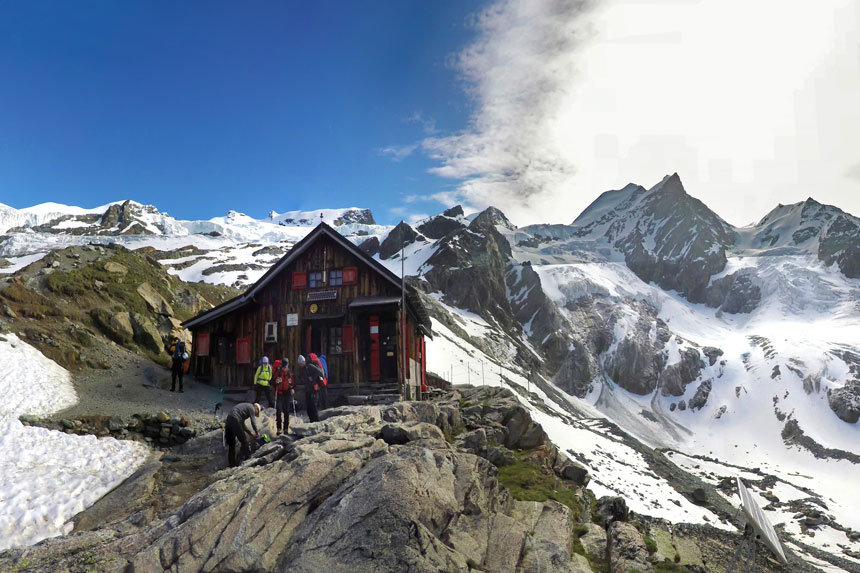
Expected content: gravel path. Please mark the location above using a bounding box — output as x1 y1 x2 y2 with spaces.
46 346 251 429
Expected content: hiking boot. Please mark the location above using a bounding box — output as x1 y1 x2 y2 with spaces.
276 430 282 436
179 389 184 393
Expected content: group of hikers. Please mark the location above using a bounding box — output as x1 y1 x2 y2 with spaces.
251 352 329 430
221 352 329 466
164 335 333 467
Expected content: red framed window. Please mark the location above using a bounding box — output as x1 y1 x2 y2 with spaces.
236 337 251 364
197 333 210 356
343 267 358 285
292 272 307 290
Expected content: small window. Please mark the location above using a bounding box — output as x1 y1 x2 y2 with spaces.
329 269 343 286
264 321 277 343
309 271 323 288
329 326 343 354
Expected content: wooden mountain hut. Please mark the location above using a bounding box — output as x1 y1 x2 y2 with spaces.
182 222 432 403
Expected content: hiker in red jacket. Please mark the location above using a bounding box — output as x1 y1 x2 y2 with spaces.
274 358 294 435
308 352 328 409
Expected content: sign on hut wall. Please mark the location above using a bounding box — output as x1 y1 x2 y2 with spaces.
287 313 298 326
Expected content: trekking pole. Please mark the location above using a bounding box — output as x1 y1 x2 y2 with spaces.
482 361 485 387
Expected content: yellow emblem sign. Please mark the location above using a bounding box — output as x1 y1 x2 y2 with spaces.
309 303 318 314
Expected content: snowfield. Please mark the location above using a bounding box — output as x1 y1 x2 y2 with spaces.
0 334 148 551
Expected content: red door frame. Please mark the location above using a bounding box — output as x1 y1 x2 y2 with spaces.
369 315 380 381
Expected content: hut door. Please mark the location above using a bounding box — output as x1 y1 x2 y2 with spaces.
369 315 380 381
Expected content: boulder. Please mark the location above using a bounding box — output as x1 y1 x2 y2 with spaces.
579 522 607 562
103 261 127 275
131 313 164 353
90 309 134 345
689 379 713 411
136 282 174 316
608 521 653 573
597 496 629 525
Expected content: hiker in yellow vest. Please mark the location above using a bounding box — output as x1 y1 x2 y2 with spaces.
253 356 274 408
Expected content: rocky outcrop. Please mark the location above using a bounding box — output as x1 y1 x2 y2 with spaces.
3 387 595 573
819 213 860 278
416 205 467 239
131 313 163 353
689 379 713 411
333 208 376 226
136 282 174 316
90 308 134 345
378 221 421 260
705 269 762 314
358 235 380 256
659 348 705 397
829 381 860 424
608 521 653 572
604 311 670 395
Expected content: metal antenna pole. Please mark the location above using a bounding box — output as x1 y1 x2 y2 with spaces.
401 233 407 399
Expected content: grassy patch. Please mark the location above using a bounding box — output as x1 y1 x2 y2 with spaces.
496 449 582 519
644 534 658 554
442 423 466 444
654 560 687 572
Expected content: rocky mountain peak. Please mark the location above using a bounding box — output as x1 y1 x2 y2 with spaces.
443 205 465 218
647 172 686 196
469 206 514 232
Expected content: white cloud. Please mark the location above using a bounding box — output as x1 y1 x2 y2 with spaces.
422 0 860 226
379 143 418 161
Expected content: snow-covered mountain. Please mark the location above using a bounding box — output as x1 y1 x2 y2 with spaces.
2 177 860 570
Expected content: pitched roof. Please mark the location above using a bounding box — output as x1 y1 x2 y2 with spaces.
182 222 432 332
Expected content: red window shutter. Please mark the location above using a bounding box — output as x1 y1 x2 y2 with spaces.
236 338 251 364
197 333 210 356
342 325 354 353
292 272 307 290
343 267 358 285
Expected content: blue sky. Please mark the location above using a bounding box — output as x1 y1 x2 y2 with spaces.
3 1 859 227
0 1 485 224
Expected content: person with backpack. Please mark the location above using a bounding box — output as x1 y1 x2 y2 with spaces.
308 353 328 409
297 354 323 422
224 402 260 467
274 358 294 435
253 356 274 408
169 336 187 392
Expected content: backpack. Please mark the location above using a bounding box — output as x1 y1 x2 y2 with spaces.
173 340 186 360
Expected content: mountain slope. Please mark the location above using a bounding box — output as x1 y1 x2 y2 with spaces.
3 181 860 570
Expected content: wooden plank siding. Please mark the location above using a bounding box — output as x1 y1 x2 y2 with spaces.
188 232 426 403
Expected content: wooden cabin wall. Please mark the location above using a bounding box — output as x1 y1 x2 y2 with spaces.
191 234 425 390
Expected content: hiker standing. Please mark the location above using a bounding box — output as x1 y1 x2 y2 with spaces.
224 402 260 467
308 353 328 409
169 336 187 393
297 354 323 422
253 356 274 408
274 358 294 435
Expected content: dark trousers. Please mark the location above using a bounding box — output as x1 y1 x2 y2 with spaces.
171 360 184 391
306 390 319 423
225 416 250 467
254 384 275 408
319 384 328 409
276 394 291 432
